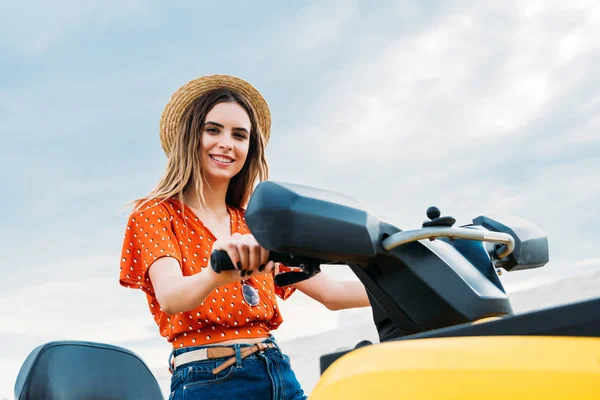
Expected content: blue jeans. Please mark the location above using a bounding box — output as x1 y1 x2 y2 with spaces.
167 336 306 400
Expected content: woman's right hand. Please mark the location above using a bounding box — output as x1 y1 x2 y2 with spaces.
207 233 275 287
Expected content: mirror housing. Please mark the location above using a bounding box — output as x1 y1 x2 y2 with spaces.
473 216 549 271
245 181 383 264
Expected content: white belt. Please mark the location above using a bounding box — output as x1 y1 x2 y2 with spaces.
172 342 278 374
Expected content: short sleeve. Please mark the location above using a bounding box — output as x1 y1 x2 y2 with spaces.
274 263 297 301
119 202 182 295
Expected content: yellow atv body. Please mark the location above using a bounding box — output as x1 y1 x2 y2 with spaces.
311 335 600 399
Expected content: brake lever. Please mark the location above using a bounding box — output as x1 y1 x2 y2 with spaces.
274 263 322 287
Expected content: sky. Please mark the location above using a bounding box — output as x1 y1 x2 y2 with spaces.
1 0 600 397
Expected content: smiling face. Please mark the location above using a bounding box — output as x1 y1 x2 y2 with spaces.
150 88 268 209
200 101 252 185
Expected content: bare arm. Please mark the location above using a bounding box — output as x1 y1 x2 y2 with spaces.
148 257 219 314
293 272 370 311
148 233 274 314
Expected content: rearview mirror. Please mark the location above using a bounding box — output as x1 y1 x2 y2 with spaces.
473 215 549 271
245 181 384 264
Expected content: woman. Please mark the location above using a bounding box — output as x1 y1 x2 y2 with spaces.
119 75 370 400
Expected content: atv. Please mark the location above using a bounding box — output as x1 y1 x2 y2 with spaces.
14 181 600 399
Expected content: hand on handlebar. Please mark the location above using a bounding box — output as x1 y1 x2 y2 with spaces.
208 233 275 286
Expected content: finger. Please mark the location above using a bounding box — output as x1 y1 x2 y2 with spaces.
258 245 269 272
245 237 261 276
223 242 242 273
236 239 249 276
263 261 275 274
244 234 269 272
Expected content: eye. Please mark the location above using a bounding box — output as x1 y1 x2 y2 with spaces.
205 127 219 134
233 132 247 140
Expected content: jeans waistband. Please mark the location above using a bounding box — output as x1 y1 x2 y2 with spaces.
168 335 281 373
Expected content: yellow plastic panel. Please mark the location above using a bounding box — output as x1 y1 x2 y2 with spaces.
310 336 600 399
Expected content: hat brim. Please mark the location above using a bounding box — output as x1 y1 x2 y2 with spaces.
159 75 271 155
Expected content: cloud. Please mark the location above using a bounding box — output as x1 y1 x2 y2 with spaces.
0 356 27 399
285 0 357 52
573 257 600 267
267 0 600 267
0 0 148 57
0 271 164 398
294 1 598 155
0 276 156 341
501 256 600 292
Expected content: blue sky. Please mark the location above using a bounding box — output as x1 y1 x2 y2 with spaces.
2 0 600 397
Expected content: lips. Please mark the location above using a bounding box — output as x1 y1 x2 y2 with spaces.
209 154 235 163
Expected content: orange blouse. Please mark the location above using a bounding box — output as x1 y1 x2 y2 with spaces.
119 198 296 348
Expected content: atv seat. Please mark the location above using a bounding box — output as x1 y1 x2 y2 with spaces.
14 340 164 400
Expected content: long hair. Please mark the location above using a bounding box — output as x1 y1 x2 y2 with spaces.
134 88 269 212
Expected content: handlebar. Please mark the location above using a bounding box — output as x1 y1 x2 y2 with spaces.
210 249 292 273
210 249 325 286
211 226 516 285
381 226 515 259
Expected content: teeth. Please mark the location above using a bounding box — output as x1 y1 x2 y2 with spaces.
211 155 233 163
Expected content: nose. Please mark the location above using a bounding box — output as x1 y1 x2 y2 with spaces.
219 142 234 151
218 136 234 151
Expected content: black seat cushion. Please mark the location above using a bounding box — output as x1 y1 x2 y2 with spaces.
14 340 164 400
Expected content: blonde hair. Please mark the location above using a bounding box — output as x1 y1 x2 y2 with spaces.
134 88 269 212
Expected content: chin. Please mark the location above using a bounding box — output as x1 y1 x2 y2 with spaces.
204 169 239 183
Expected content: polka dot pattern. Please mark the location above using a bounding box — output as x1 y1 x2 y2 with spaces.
119 198 296 348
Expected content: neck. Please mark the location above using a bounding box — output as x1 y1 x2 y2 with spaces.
184 178 230 216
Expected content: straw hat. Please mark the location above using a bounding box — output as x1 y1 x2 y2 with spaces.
159 74 271 155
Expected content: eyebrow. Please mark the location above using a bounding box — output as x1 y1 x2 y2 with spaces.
205 121 249 134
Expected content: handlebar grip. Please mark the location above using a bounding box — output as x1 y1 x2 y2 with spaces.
210 249 236 273
210 249 294 273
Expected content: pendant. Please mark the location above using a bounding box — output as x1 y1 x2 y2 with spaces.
242 283 260 306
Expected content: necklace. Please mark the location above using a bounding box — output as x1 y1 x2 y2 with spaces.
242 280 260 306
